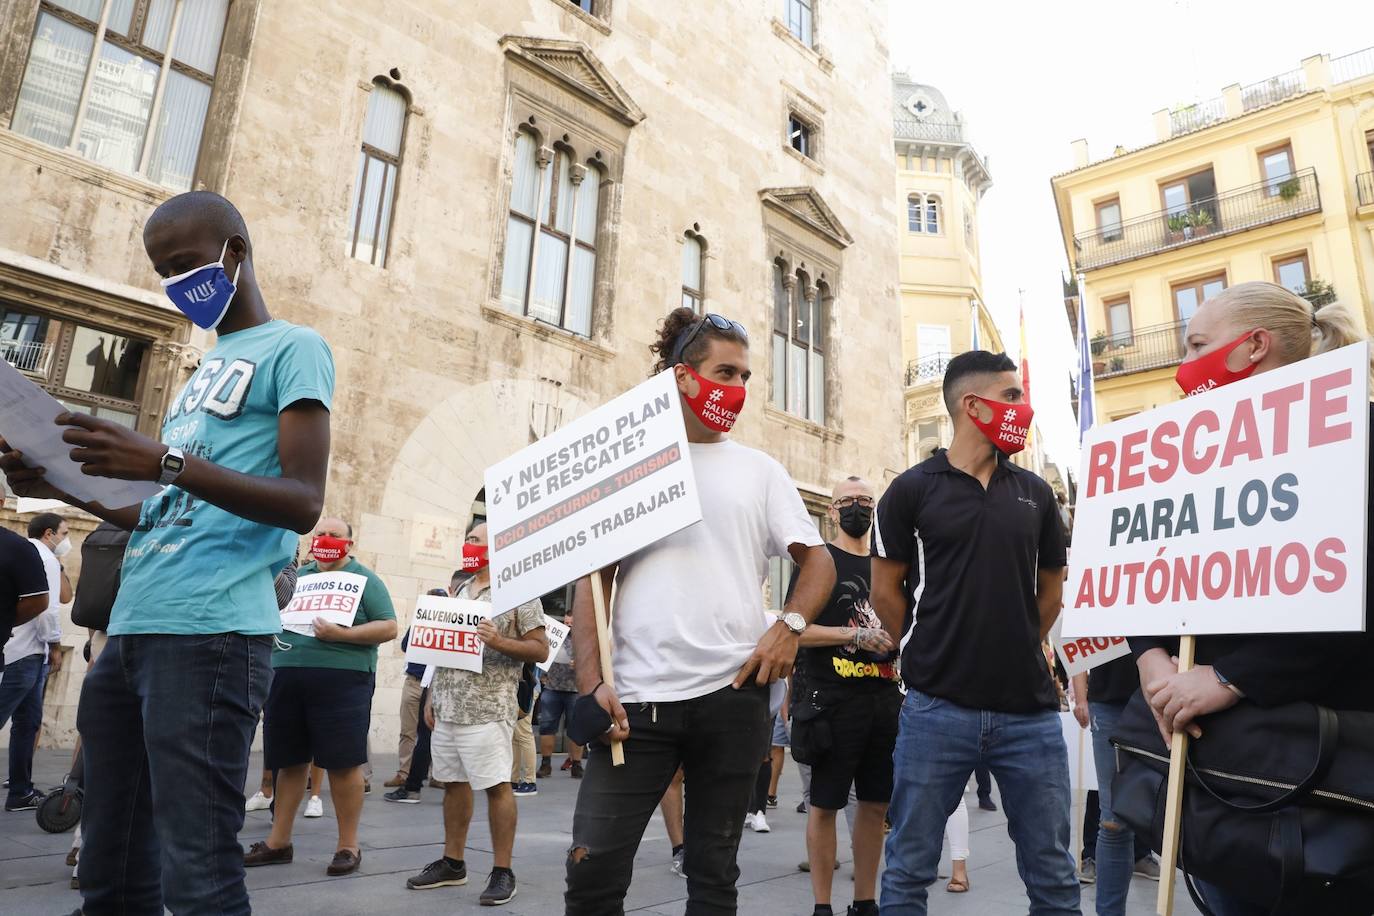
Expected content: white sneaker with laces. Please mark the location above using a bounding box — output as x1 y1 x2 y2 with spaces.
245 792 272 812
304 795 323 818
747 812 771 833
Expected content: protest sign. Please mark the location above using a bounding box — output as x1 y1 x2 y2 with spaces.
485 369 702 613
1050 616 1132 677
281 571 367 636
404 595 489 672
1063 341 1369 638
537 614 571 672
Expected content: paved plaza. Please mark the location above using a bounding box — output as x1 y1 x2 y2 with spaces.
1 748 1199 915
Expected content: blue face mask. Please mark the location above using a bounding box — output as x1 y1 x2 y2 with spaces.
160 239 240 330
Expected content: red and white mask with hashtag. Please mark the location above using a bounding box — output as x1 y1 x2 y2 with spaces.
681 364 746 433
969 397 1033 456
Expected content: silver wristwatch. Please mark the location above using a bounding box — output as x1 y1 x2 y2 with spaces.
157 446 186 486
781 611 807 634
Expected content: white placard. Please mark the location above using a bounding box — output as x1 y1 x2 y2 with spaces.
1064 342 1369 637
1050 615 1133 677
404 595 489 672
537 615 571 672
280 571 367 637
485 370 703 613
1060 709 1098 793
0 357 163 509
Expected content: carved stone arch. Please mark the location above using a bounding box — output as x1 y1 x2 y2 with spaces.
361 377 595 609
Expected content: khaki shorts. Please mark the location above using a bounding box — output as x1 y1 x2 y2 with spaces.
431 719 515 790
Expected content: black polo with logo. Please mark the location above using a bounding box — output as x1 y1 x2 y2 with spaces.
872 451 1067 713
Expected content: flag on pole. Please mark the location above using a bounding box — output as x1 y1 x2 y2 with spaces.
1076 279 1095 443
1018 299 1032 408
970 299 980 351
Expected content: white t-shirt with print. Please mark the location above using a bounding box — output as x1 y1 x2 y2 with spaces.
612 439 823 703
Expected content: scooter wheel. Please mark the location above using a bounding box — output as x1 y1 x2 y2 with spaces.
35 787 82 834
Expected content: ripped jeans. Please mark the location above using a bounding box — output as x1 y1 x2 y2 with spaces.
564 683 769 916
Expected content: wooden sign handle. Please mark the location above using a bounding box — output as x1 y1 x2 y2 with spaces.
589 570 625 767
1156 634 1196 915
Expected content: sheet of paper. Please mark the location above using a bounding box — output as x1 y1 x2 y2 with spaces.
0 358 163 510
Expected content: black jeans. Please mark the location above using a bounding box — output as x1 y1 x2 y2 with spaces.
564 683 769 915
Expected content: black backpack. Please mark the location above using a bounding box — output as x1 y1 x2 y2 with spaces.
69 522 130 631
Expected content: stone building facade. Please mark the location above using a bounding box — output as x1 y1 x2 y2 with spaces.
0 0 904 751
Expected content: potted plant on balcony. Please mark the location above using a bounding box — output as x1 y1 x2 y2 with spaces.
1109 356 1126 373
1090 331 1109 357
1185 208 1214 237
1299 278 1337 307
1277 177 1302 201
1167 213 1188 242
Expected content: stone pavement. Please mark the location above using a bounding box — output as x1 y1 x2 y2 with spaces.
2 748 1199 915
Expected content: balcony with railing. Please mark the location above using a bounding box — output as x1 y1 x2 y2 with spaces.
0 339 55 377
1091 321 1187 380
1074 168 1321 272
893 119 963 144
906 352 952 387
1358 171 1374 209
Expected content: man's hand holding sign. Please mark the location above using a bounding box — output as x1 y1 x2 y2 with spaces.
1065 280 1371 914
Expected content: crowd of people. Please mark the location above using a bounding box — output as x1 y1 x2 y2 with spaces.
0 190 1371 916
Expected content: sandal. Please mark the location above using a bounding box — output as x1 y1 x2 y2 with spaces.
946 876 970 893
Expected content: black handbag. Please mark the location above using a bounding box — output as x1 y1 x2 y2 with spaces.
1110 691 1374 915
789 685 835 766
69 522 129 631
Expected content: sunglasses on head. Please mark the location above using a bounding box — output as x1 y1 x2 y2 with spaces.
671 313 748 365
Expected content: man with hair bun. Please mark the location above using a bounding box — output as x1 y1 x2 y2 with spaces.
563 307 836 915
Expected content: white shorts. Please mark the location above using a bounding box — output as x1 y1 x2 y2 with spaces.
431 719 515 791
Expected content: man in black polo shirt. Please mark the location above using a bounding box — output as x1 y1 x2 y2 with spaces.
872 350 1077 915
0 526 49 668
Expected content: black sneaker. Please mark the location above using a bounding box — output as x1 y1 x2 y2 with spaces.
4 790 43 812
766 794 778 808
480 868 517 905
406 857 467 889
384 787 421 804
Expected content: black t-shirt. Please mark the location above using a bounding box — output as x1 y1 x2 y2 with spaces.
873 451 1067 713
1088 655 1139 705
788 543 899 690
0 527 49 650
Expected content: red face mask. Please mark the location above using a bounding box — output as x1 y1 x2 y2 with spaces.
681 364 746 433
1175 330 1258 397
969 397 1034 456
310 535 350 563
461 543 489 573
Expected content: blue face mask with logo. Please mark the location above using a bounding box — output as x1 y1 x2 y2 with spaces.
160 239 240 330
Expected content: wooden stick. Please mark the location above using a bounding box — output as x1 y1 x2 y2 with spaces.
589 570 625 766
1156 634 1196 915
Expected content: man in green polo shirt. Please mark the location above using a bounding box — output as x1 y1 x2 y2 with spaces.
244 517 397 877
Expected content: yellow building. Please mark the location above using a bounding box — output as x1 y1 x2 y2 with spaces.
1052 50 1374 423
893 74 1052 476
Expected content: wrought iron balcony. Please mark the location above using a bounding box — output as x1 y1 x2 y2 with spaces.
1359 171 1374 208
893 119 963 144
1073 168 1321 272
0 339 54 376
906 352 952 387
1091 321 1187 379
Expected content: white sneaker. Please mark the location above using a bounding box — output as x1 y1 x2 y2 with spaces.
304 796 323 818
747 812 771 833
245 792 272 812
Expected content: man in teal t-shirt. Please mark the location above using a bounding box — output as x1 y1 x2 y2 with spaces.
246 516 396 877
0 192 334 914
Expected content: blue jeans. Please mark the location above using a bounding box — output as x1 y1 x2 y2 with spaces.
881 690 1081 915
0 653 47 802
77 634 271 916
1089 701 1133 916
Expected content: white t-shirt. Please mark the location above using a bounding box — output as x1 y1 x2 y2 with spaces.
4 539 61 666
612 439 823 703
